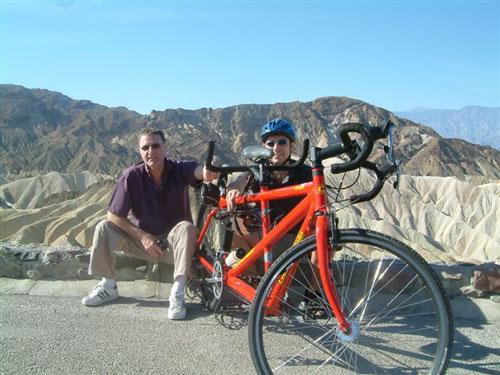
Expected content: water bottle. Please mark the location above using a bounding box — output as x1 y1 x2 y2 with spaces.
225 248 247 268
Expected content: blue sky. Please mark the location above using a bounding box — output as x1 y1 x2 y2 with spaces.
1 0 499 114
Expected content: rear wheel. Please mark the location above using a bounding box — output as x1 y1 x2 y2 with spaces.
188 203 230 309
196 202 229 255
249 228 453 374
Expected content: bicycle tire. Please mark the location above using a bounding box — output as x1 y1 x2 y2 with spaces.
249 228 453 374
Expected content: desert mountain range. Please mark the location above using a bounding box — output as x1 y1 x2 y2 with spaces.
1 84 499 265
397 106 500 150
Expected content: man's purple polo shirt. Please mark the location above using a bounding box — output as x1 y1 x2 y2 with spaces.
108 158 199 236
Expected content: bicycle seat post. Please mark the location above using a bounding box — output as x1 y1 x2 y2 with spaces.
257 163 273 271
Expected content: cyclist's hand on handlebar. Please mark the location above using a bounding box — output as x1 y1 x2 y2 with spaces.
226 188 241 210
203 164 220 182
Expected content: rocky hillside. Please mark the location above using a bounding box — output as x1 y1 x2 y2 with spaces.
0 85 141 178
1 85 499 266
396 106 500 150
0 173 112 247
2 84 499 180
1 170 498 265
0 171 114 209
331 168 500 264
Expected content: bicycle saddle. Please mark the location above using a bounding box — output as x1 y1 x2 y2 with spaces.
242 146 273 163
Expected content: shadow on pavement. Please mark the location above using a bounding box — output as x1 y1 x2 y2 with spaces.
449 297 500 374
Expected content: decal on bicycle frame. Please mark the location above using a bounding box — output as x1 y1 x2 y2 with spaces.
277 261 298 285
293 231 306 246
294 183 306 191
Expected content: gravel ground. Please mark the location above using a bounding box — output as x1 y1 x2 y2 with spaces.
0 294 499 374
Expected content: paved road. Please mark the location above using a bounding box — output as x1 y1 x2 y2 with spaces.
1 294 499 374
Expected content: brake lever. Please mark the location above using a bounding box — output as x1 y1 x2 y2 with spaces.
393 156 402 190
384 121 401 190
217 164 229 193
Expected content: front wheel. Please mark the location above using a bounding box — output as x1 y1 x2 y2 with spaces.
248 229 453 374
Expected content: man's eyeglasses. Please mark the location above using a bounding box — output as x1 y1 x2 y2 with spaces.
140 143 162 151
265 138 288 148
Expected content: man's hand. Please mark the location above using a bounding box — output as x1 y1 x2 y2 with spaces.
226 188 241 210
140 233 163 259
194 163 219 182
107 211 164 260
202 164 219 182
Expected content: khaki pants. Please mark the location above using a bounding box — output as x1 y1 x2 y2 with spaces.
88 220 197 280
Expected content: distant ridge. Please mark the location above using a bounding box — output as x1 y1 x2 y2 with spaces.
396 106 500 150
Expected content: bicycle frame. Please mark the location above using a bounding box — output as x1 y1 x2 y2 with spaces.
196 166 351 333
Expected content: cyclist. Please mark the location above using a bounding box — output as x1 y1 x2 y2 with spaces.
226 118 312 271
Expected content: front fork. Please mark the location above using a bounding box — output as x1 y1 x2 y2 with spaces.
265 211 351 334
312 166 351 334
316 212 351 334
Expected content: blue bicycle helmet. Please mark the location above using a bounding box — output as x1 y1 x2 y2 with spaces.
260 118 296 142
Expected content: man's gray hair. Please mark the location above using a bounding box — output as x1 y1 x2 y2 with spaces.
137 128 166 144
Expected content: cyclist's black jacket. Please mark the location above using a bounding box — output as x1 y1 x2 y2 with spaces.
249 162 312 234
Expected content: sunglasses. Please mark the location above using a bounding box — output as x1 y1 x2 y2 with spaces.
140 143 162 151
265 138 289 148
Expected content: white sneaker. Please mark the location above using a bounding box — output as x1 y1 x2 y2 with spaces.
168 296 186 320
82 282 119 306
